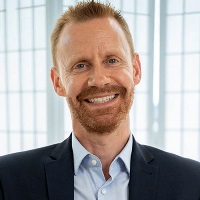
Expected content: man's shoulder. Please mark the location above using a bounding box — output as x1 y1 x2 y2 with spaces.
138 144 200 197
0 144 58 172
143 144 200 175
0 135 73 174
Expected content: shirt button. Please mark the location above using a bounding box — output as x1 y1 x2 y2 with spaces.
101 188 107 195
91 159 97 166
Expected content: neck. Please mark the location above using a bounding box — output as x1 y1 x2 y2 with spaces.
73 117 130 179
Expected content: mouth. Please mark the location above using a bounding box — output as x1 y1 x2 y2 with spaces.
84 94 119 104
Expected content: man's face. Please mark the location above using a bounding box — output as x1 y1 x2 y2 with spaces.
51 17 141 134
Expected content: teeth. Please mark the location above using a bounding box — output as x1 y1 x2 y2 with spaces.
87 95 115 104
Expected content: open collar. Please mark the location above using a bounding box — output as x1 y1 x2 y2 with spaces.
44 133 159 200
72 132 133 176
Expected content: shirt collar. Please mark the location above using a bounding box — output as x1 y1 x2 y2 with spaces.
115 133 132 175
72 132 90 176
72 132 133 176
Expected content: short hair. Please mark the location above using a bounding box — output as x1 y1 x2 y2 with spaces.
51 0 134 67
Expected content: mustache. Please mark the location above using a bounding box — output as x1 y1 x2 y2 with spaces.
77 85 126 101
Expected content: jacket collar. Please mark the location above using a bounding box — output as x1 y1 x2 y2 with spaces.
129 137 159 200
45 135 74 200
45 134 159 200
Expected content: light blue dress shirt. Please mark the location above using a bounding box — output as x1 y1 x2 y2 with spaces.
72 132 133 200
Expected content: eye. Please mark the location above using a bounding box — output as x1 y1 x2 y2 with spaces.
75 63 86 69
108 58 118 64
105 57 120 67
71 62 90 74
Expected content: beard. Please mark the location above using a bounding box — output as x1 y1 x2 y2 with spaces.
67 85 134 135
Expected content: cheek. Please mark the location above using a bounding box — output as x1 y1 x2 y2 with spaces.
116 69 134 88
63 76 85 99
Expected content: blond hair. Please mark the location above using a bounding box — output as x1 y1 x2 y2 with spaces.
51 1 134 67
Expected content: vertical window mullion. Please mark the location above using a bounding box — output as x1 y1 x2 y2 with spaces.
46 0 64 145
4 0 9 154
198 29 200 161
32 0 37 148
149 0 158 148
159 0 167 150
180 0 186 156
18 0 23 152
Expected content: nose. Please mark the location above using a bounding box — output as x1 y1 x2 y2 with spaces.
88 64 111 87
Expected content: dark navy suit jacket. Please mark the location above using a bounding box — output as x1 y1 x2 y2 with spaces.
0 134 200 200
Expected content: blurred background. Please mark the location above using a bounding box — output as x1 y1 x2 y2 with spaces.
0 0 200 161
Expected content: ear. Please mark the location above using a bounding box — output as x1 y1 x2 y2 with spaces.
132 53 141 85
50 67 66 96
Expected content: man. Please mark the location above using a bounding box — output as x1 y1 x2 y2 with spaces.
0 1 200 200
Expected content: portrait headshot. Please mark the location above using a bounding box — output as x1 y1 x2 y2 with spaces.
0 0 200 199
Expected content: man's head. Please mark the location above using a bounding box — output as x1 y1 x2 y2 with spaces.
51 1 134 68
50 1 141 134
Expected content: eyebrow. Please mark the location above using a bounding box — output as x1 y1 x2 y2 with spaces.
59 46 127 68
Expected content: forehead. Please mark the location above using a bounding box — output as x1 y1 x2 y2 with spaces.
57 17 131 62
61 17 124 37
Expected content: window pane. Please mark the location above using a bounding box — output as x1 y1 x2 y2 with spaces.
134 131 147 145
9 132 21 153
36 133 47 147
22 93 34 131
0 94 7 130
136 0 149 14
134 93 148 129
165 131 181 155
3 0 48 155
184 54 200 91
185 0 200 13
0 133 8 156
6 0 19 51
99 0 110 4
21 51 33 91
166 16 183 53
0 54 6 92
135 16 149 53
0 0 5 9
20 8 33 50
8 94 21 131
36 93 47 132
34 0 45 6
20 0 32 8
166 55 182 92
34 6 46 49
0 12 5 51
109 0 121 10
63 0 76 6
23 133 35 150
184 14 200 52
183 93 199 129
122 0 135 12
165 94 181 129
35 50 46 91
183 131 198 160
7 52 20 91
167 0 183 14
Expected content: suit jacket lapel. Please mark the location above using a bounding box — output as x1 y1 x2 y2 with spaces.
45 135 74 200
44 134 159 200
129 138 159 200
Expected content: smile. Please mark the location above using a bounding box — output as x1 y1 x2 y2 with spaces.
86 94 118 104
